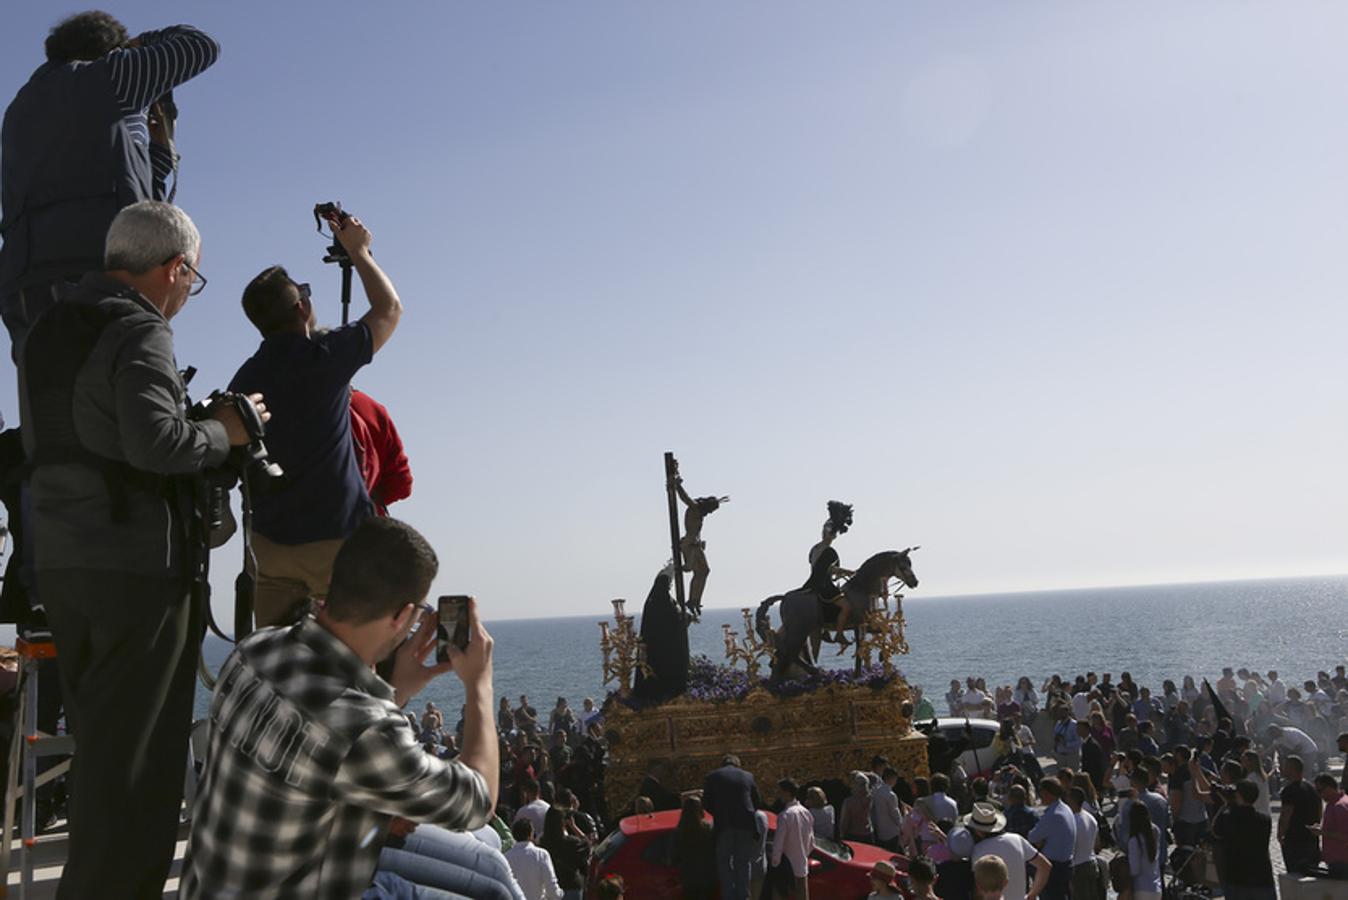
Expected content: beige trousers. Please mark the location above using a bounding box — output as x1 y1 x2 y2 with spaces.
249 533 345 628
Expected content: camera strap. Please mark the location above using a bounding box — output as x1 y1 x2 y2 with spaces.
234 469 257 643
196 470 259 690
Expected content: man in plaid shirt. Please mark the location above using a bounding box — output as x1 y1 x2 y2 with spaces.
181 518 499 898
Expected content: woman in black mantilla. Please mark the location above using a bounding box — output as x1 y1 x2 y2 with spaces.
633 564 690 701
803 501 855 642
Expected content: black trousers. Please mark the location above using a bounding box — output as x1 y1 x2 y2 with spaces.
1043 858 1074 900
40 568 200 900
3 280 70 361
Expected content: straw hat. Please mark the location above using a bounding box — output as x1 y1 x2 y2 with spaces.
869 860 898 883
960 801 1007 835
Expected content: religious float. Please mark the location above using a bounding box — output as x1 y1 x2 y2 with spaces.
596 454 928 812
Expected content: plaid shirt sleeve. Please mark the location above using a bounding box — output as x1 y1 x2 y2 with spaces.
334 710 493 831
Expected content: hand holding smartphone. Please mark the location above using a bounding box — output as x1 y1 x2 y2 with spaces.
436 595 472 663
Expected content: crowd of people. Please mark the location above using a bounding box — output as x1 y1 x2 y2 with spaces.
906 667 1348 898
406 664 1344 900
600 664 1348 899
940 667 1348 771
625 660 1347 900
386 659 1348 897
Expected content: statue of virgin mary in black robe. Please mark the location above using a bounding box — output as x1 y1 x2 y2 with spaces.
632 569 689 702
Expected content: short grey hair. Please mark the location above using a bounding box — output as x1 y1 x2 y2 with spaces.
104 201 200 274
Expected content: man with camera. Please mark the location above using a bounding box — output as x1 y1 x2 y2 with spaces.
229 212 402 627
181 517 499 898
1 11 220 355
18 200 266 898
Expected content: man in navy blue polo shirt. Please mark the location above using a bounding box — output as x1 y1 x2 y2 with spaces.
229 212 402 627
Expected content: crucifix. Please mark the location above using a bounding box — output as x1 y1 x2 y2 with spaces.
664 453 728 621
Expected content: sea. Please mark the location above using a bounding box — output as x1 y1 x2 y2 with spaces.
193 574 1348 720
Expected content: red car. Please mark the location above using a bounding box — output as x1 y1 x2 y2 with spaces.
588 809 907 898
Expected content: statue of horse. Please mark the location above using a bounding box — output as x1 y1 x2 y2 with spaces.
755 548 919 684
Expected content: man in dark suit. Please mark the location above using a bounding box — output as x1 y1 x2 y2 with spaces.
702 755 766 900
1078 720 1106 794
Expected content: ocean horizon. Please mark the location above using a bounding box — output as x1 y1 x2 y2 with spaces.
181 573 1348 720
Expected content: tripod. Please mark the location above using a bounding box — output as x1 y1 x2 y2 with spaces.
314 201 356 325
322 237 354 326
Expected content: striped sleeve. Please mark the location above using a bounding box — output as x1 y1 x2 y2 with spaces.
333 714 493 831
149 143 175 199
108 25 221 115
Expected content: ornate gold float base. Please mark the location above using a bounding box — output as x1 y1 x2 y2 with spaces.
602 680 928 811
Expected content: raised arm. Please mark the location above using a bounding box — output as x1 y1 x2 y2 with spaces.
334 718 493 830
450 605 499 810
108 26 220 114
384 601 498 815
673 476 694 507
329 216 403 354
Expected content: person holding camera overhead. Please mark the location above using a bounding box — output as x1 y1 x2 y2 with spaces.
0 11 220 356
230 210 403 627
17 200 267 899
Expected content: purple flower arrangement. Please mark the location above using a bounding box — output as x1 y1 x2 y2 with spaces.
685 656 753 703
769 661 899 698
608 656 902 710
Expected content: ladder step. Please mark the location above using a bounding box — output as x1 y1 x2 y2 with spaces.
23 739 75 758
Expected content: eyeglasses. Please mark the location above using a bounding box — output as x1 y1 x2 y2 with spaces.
296 282 312 302
163 255 208 296
183 260 208 296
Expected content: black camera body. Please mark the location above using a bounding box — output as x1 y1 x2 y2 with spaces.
313 201 351 228
191 391 284 489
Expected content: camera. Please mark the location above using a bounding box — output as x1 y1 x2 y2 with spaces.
191 391 284 492
313 201 351 230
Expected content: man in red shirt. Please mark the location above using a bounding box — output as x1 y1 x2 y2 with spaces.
1315 774 1348 879
350 388 412 514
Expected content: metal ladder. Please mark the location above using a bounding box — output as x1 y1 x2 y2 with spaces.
1 630 75 899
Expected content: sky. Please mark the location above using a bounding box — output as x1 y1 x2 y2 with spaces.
0 2 1345 626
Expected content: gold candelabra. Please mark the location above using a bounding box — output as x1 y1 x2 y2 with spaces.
855 592 910 674
599 598 651 696
722 607 775 682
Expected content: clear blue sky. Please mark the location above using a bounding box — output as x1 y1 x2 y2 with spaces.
1 2 1345 624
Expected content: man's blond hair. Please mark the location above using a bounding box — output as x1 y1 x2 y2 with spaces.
974 855 1009 895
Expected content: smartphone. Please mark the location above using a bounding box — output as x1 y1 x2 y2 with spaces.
436 595 472 663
